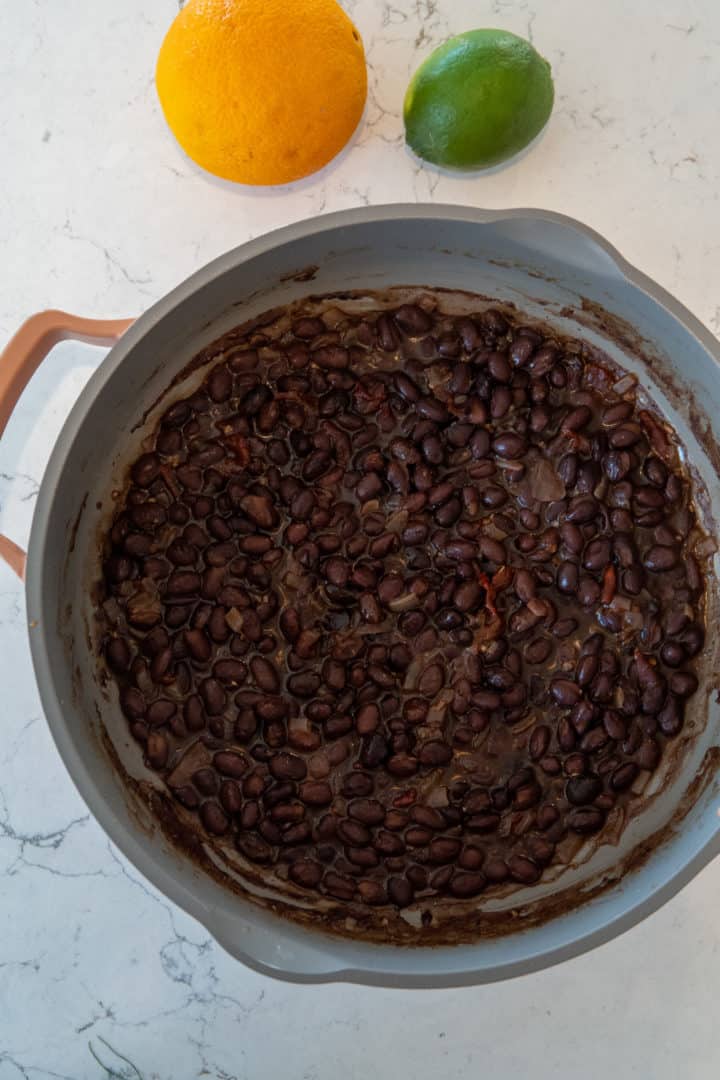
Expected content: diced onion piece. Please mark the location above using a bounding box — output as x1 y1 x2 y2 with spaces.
388 593 420 612
613 374 637 395
225 607 245 633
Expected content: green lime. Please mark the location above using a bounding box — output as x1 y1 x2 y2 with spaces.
403 29 554 170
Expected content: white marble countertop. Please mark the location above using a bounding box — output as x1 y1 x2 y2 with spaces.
1 0 720 1076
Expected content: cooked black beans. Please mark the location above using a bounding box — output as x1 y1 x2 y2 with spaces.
101 293 706 916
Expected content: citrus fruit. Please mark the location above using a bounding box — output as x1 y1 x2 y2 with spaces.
156 0 367 186
403 29 554 170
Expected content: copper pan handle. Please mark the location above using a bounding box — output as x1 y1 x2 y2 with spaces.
0 311 134 579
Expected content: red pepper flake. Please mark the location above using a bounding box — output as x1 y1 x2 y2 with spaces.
639 409 671 460
223 434 250 466
601 564 617 605
393 788 417 808
158 464 181 498
561 428 591 455
491 564 513 592
476 570 498 618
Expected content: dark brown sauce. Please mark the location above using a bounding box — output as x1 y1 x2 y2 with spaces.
96 290 709 940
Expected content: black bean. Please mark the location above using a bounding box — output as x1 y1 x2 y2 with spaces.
564 752 588 777
360 732 389 769
427 837 462 864
514 783 541 810
481 486 509 509
395 305 433 334
291 316 324 339
268 753 306 781
470 430 490 459
347 798 385 826
416 397 449 423
449 363 472 395
564 405 592 431
573 655 598 690
583 538 611 571
337 818 371 846
457 845 484 871
289 859 324 889
566 777 603 805
375 830 406 856
556 561 579 594
644 545 679 572
484 857 509 883
566 808 605 834
183 628 210 664
310 345 349 371
559 522 583 555
236 834 273 864
493 433 526 459
680 623 704 658
602 402 633 425
249 655 280 693
448 871 486 898
387 877 414 907
214 751 248 779
524 638 551 665
507 856 541 885
435 497 461 526
145 731 169 769
120 687 146 719
417 741 452 767
131 453 161 488
577 576 601 607
529 725 551 760
146 699 176 727
635 486 666 509
418 663 445 697
241 493 277 530
609 424 642 448
480 536 506 564
556 453 578 488
636 736 661 770
658 697 683 736
199 677 225 714
442 539 477 562
216 779 241 815
437 332 461 357
510 335 535 365
536 804 560 831
603 451 632 483
466 813 500 833
347 848 381 870
106 637 131 673
643 455 667 486
200 801 229 836
173 784 200 810
166 571 201 597
556 718 576 752
565 496 599 524
610 762 638 791
670 671 698 697
551 679 582 707
191 768 218 797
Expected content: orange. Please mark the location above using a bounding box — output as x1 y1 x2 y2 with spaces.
156 0 367 186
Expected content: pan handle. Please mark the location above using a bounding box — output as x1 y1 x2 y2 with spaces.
0 310 134 579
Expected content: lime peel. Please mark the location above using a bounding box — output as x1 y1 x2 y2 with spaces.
403 28 554 170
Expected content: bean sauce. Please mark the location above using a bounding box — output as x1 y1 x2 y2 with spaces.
100 295 707 911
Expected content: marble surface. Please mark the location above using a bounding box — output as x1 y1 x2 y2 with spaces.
1 0 720 1075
